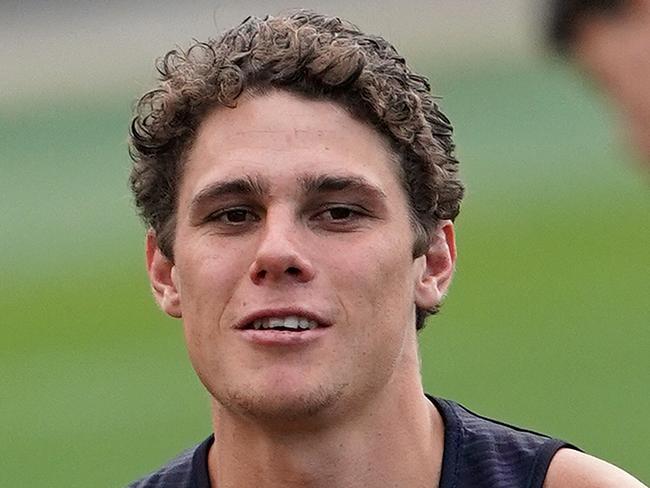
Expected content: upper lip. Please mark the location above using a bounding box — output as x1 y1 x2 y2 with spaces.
234 308 332 330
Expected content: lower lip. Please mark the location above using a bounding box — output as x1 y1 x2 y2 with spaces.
237 327 329 346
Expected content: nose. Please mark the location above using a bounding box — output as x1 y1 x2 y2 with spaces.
248 211 315 286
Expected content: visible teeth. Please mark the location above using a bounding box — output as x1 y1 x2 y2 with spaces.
251 316 318 331
283 317 300 329
268 317 285 329
298 318 312 330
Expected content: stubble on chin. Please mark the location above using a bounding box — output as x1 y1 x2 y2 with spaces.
213 383 348 424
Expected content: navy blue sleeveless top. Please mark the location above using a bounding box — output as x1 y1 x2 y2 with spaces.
128 396 578 487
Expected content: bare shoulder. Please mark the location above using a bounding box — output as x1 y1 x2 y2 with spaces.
544 448 647 488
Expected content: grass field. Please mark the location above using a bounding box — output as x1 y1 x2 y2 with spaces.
1 58 648 487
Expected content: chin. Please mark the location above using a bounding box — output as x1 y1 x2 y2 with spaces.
214 381 348 424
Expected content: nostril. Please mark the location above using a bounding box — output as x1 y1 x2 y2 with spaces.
249 253 314 284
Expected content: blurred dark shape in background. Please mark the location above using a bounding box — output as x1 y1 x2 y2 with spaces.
546 0 650 168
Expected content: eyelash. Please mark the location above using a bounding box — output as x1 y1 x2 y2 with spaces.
205 207 259 225
314 205 366 222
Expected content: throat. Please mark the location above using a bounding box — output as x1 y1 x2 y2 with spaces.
208 396 444 488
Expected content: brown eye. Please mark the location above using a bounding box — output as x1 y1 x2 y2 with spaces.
224 209 249 222
328 207 353 220
206 207 258 225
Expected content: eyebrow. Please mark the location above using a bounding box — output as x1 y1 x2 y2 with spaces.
190 172 388 212
190 175 268 210
298 174 388 200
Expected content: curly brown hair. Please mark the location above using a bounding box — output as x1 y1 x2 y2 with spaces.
129 10 464 329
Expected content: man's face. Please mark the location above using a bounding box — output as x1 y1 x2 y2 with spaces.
147 90 453 422
573 5 650 164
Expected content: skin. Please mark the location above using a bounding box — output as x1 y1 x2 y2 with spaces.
147 90 453 487
572 0 650 168
545 449 647 488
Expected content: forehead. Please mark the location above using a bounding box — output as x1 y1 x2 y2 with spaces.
181 90 405 198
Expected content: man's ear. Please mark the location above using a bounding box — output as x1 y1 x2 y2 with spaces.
414 220 456 310
145 230 182 318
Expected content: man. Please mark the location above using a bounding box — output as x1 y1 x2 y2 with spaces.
547 0 650 167
128 10 646 487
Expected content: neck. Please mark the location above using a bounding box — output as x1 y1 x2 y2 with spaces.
207 361 444 488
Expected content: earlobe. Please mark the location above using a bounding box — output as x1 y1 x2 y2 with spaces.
414 221 456 310
145 230 182 318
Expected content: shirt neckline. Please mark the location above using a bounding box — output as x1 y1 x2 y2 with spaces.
193 395 458 488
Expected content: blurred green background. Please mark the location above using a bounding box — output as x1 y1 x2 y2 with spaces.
2 1 648 486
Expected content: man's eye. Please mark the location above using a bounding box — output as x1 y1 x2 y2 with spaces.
327 207 354 220
223 209 249 222
316 205 368 223
207 208 256 224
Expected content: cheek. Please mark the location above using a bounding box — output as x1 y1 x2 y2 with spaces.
332 240 416 323
333 243 418 386
178 249 252 376
176 246 251 326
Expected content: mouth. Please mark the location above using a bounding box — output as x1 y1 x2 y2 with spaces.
235 310 331 345
246 315 319 331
